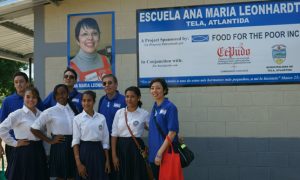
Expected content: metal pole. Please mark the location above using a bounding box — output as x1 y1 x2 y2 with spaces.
29 57 32 83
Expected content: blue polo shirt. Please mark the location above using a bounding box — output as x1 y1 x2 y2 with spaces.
148 98 179 163
98 91 126 134
0 92 44 138
43 88 83 112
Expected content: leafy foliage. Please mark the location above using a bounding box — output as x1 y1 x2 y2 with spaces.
0 58 28 98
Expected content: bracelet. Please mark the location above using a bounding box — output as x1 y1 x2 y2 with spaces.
156 154 162 159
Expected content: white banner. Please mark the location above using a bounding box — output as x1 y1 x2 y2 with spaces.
137 1 300 86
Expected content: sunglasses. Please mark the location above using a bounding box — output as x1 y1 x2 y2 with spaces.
64 74 75 79
102 81 113 86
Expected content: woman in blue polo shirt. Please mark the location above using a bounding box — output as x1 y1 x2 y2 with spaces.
148 78 180 179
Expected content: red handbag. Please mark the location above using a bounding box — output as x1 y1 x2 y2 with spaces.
159 136 184 180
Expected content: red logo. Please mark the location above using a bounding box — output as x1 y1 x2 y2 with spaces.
217 43 250 59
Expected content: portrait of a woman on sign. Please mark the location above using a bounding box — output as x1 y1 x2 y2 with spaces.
68 13 114 83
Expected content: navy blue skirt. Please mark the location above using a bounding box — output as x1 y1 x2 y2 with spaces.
5 140 48 180
49 135 75 178
76 141 108 180
116 137 149 180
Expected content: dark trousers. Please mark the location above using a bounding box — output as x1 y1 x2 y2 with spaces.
5 144 14 167
150 163 159 180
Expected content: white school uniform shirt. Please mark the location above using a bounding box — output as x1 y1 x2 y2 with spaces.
31 103 74 135
0 106 41 147
72 110 109 149
111 107 149 138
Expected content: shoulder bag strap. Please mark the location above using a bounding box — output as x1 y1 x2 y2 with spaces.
124 110 143 153
153 109 178 149
152 109 166 139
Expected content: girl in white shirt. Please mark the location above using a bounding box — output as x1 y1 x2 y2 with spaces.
72 90 110 180
0 86 48 180
31 84 79 180
111 86 150 180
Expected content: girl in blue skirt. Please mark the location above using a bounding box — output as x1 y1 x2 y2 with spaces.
31 84 79 180
72 90 110 180
0 86 48 180
111 86 150 180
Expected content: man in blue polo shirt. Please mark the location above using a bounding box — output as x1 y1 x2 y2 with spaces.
98 74 125 180
43 67 82 112
0 72 44 163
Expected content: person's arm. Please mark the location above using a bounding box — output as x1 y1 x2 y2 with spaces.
155 131 177 166
104 149 110 173
30 111 64 144
0 111 30 148
155 104 179 165
110 111 120 171
144 111 150 131
111 136 119 171
101 117 111 173
0 99 9 157
0 114 18 147
30 128 64 144
0 139 4 158
73 144 88 178
72 115 88 178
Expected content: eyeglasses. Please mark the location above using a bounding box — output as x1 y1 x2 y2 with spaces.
79 31 99 38
64 74 75 79
102 81 113 86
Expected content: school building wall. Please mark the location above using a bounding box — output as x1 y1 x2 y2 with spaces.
34 0 300 179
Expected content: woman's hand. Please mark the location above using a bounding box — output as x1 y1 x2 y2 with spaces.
0 144 4 157
77 163 88 179
105 160 111 173
112 154 119 171
16 139 30 147
50 135 65 144
144 123 149 131
154 152 162 166
178 134 184 144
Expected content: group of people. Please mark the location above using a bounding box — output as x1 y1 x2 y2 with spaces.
0 68 181 180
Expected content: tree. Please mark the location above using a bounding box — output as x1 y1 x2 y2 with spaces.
0 58 28 98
